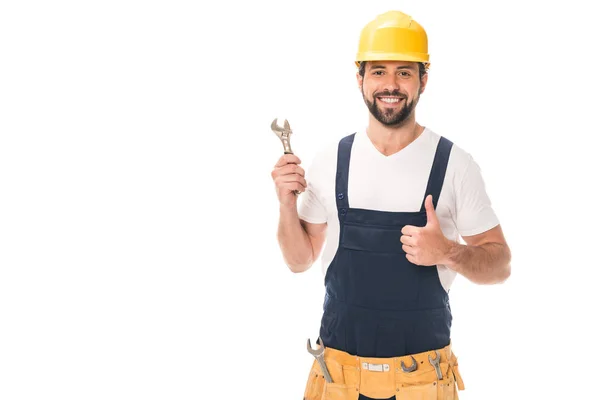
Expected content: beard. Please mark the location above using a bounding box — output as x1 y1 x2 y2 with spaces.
362 87 420 126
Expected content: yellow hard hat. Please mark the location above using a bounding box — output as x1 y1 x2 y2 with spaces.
355 11 430 68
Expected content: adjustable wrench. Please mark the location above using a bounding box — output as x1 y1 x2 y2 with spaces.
428 350 443 380
271 118 301 195
307 337 333 383
271 118 294 155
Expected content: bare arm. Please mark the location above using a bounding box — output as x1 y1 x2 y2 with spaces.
277 203 327 273
441 225 511 285
271 153 327 273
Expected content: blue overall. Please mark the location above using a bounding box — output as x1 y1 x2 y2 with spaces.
319 132 454 368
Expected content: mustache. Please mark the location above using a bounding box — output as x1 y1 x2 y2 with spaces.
374 90 406 98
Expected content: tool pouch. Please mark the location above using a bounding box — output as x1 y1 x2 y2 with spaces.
394 361 457 399
303 357 360 400
303 361 325 400
303 346 465 400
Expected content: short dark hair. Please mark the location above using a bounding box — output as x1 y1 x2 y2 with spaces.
358 61 428 80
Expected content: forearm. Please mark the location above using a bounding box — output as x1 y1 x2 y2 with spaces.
442 241 511 284
277 204 314 273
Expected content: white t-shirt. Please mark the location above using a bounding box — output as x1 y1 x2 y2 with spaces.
297 126 500 292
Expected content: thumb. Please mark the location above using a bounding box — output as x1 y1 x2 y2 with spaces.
425 194 438 226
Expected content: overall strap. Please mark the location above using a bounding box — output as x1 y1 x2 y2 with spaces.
420 136 453 212
334 133 355 220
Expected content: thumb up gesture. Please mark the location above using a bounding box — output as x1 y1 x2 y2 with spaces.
400 195 452 266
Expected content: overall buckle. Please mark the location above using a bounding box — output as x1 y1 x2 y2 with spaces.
362 362 390 372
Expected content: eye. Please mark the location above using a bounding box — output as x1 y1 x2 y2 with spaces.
399 71 411 77
372 70 384 76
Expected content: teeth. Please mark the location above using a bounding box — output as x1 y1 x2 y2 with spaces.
379 97 401 103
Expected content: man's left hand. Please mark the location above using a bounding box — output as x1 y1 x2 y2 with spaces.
400 194 452 266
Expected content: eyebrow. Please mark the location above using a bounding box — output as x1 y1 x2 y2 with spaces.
369 65 415 71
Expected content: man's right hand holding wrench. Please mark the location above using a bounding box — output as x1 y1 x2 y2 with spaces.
271 118 305 198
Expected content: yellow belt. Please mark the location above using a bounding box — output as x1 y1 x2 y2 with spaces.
303 342 465 400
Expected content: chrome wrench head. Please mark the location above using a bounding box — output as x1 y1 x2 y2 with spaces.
428 350 440 363
271 118 291 136
400 355 418 373
306 337 324 357
271 118 294 154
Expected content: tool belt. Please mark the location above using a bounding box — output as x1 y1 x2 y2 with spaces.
303 342 465 400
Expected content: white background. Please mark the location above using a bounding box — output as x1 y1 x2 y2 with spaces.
1 0 599 399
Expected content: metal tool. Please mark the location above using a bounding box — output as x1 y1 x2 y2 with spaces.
307 337 333 383
400 355 418 373
271 118 300 195
271 118 294 154
428 350 443 380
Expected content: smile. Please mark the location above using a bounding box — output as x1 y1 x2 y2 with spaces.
377 97 404 105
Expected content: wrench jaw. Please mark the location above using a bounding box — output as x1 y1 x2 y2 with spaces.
400 356 418 373
306 337 324 356
271 118 294 154
271 118 292 138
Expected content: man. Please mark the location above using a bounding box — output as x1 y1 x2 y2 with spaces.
272 10 511 400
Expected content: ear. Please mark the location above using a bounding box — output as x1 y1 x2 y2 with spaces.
419 72 428 94
356 71 363 90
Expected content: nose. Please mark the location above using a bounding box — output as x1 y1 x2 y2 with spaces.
381 73 400 92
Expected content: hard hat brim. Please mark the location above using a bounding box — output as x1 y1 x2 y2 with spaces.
356 52 430 68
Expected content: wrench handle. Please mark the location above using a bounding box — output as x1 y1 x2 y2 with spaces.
281 137 293 155
317 356 334 383
283 151 301 195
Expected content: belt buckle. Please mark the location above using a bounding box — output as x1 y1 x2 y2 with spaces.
362 362 390 372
